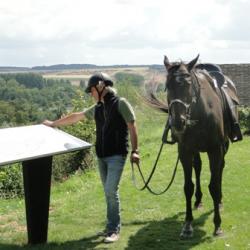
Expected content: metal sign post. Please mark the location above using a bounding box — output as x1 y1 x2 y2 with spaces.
0 125 91 244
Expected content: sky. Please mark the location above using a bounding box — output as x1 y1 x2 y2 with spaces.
0 0 250 67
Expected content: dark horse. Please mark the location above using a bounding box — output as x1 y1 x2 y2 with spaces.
148 55 242 238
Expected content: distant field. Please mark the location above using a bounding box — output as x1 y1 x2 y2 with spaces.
42 66 165 86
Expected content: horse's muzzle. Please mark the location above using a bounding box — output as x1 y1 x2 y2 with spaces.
171 115 187 132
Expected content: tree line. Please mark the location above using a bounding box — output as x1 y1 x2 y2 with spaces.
0 72 96 198
0 73 77 127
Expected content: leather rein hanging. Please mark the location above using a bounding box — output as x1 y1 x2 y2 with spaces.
131 71 200 195
131 119 179 195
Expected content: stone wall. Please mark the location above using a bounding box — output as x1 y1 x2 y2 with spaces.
220 64 250 106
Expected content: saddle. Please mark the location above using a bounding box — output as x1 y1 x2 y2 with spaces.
195 63 242 142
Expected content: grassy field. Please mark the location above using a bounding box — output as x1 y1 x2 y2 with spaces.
0 104 250 250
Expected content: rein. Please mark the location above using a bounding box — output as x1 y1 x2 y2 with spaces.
131 120 179 195
131 71 201 195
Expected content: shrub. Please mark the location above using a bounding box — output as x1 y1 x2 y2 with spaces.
51 90 96 181
0 163 24 198
239 106 250 134
52 120 95 181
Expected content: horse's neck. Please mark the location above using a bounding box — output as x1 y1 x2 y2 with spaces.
195 70 216 91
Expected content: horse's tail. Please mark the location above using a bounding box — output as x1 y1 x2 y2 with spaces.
143 91 169 113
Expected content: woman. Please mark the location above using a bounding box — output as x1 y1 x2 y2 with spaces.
43 72 139 243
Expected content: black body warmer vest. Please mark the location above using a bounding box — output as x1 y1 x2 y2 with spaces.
94 92 128 157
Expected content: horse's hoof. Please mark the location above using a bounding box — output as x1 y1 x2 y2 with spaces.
180 230 193 239
194 202 203 210
213 228 223 237
180 224 193 239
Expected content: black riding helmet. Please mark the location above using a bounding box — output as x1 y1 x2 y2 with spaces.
85 72 113 93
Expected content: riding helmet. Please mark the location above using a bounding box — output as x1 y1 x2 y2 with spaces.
85 72 113 93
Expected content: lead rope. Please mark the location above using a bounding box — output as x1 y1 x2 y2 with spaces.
131 120 179 195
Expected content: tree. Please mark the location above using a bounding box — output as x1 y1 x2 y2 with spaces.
114 72 144 86
80 80 85 88
15 73 45 89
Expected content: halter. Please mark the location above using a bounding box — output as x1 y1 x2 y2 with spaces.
168 71 200 128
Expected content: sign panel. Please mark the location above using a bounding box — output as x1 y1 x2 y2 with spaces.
0 124 91 166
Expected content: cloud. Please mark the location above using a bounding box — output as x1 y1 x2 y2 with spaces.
0 0 249 66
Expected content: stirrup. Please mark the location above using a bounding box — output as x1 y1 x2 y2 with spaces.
230 123 243 142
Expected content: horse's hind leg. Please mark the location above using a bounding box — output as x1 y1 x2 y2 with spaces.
219 140 229 209
208 147 224 236
218 157 225 210
193 153 203 209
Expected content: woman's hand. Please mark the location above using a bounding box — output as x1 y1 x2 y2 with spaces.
130 151 140 165
43 120 55 127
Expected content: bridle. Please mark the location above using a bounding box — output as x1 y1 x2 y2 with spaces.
168 99 191 127
167 71 200 128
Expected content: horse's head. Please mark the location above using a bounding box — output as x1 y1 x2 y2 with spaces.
164 55 199 134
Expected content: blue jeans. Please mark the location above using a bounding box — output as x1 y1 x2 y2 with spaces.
97 155 127 233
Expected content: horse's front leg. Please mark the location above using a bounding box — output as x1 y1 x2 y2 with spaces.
180 151 194 238
193 153 203 209
208 146 224 236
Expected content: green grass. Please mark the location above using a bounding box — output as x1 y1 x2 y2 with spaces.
0 107 250 249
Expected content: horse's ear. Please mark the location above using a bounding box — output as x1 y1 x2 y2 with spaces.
187 54 199 71
164 55 171 70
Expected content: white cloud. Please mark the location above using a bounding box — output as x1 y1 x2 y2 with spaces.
0 0 249 66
